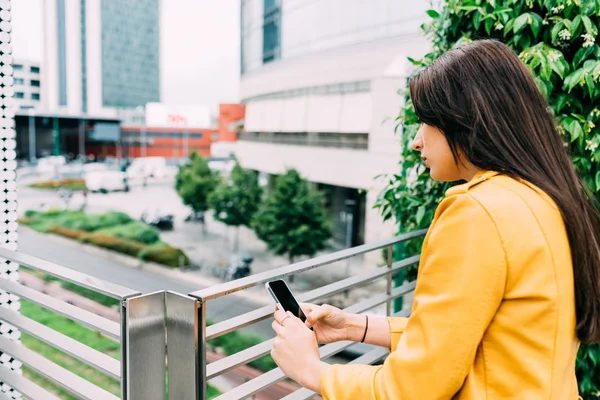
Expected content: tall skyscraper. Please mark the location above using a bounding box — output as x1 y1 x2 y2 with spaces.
42 0 160 117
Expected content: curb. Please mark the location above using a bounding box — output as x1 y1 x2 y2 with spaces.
18 226 273 306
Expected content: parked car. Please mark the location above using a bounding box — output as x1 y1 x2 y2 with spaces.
85 171 129 193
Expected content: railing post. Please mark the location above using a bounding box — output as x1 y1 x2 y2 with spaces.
122 291 167 399
386 244 393 316
197 299 208 400
165 291 199 400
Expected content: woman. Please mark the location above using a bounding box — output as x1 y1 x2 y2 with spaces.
270 39 600 399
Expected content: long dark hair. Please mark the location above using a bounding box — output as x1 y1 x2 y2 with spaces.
409 39 600 344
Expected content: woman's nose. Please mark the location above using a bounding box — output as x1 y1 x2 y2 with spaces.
412 133 423 151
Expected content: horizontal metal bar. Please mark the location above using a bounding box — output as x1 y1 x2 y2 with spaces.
216 307 411 400
206 255 420 340
0 278 120 340
191 230 426 301
206 282 415 380
281 347 390 400
0 336 119 400
0 306 120 380
0 247 140 300
0 365 61 400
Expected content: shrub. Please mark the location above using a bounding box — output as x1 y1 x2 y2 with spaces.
377 1 600 397
138 246 190 268
29 179 86 191
99 222 160 245
80 233 146 257
47 226 87 240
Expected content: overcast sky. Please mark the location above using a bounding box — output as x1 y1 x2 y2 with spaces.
11 0 240 114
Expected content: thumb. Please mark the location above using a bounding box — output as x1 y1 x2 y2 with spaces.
305 305 328 328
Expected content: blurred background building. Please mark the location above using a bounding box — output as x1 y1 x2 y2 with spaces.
41 0 160 117
235 0 430 247
13 59 42 110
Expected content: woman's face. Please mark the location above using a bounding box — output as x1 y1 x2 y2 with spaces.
411 123 478 182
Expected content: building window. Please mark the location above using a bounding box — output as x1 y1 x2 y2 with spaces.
30 66 40 73
263 0 281 64
15 92 24 99
31 93 40 100
14 64 23 71
30 80 40 87
14 78 24 85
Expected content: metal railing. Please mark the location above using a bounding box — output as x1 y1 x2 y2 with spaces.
179 229 427 399
0 228 426 399
0 247 168 400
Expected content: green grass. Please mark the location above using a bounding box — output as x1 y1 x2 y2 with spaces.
18 280 222 398
20 300 121 399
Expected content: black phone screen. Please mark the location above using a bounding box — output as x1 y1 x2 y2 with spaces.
268 279 307 322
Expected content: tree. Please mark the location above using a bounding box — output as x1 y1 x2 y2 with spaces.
208 162 262 251
252 169 331 277
175 152 218 233
376 1 600 396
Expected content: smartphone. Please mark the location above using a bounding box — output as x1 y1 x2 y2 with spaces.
265 279 307 323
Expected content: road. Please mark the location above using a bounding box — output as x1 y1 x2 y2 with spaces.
17 228 275 339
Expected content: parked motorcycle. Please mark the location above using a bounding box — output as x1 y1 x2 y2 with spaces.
224 256 253 281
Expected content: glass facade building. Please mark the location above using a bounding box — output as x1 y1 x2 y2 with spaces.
100 0 160 109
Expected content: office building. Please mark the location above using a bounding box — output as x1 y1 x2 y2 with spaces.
41 0 160 117
236 0 430 248
13 59 41 110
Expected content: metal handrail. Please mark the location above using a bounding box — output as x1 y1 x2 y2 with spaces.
187 230 427 399
0 247 145 399
190 229 427 301
0 366 60 400
206 255 420 340
0 307 120 379
207 281 415 380
0 336 119 400
0 278 121 339
0 247 138 299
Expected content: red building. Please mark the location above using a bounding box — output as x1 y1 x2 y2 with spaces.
75 104 245 160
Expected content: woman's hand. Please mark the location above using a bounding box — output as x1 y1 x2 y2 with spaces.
271 310 330 393
303 303 370 344
302 303 349 344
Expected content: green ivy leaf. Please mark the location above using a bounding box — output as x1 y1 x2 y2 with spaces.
571 15 583 36
595 171 600 192
504 18 515 36
427 9 441 19
585 73 596 98
416 206 426 225
514 13 530 33
573 46 594 69
485 17 495 35
530 13 544 37
551 22 563 43
581 15 597 35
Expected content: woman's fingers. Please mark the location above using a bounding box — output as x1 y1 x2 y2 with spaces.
305 304 331 328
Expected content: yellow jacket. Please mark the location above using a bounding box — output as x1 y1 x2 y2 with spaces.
321 171 580 399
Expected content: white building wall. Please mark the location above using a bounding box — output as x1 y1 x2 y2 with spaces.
41 0 59 113
65 0 82 115
13 60 42 110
